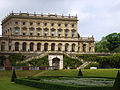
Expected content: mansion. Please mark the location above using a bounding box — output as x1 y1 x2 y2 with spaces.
0 12 95 69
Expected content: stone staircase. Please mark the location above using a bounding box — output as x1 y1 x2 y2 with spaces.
21 52 47 63
77 61 90 69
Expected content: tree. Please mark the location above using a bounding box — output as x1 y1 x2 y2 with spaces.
9 54 25 66
95 37 109 52
0 55 6 66
9 54 25 82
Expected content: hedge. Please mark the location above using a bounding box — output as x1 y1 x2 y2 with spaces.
84 63 99 69
15 78 112 90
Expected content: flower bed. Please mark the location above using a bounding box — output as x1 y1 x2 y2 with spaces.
15 76 114 90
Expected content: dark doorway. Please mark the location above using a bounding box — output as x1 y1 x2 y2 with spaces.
52 57 60 69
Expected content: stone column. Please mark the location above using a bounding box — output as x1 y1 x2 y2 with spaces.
20 22 22 35
75 44 78 52
48 23 50 36
55 43 58 51
34 42 37 51
26 42 30 51
62 44 65 52
19 42 22 51
62 29 64 37
59 55 63 69
11 42 14 51
91 43 95 53
48 43 51 52
68 43 71 52
5 41 9 51
34 22 37 36
80 43 83 52
41 43 44 51
86 43 90 52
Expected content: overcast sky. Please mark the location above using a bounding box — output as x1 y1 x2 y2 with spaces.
0 0 120 41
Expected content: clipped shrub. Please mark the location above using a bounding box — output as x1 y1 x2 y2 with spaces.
15 78 112 90
28 55 49 66
113 70 120 90
16 62 28 66
63 54 82 69
11 69 17 82
84 63 99 69
78 69 83 76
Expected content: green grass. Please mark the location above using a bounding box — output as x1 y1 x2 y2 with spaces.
0 70 43 90
34 69 119 78
0 78 41 90
0 69 119 90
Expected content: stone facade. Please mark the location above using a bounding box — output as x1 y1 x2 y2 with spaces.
0 12 95 54
0 12 95 69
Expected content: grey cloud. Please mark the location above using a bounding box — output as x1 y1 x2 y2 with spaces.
0 0 120 41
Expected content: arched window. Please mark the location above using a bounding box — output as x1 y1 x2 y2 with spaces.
51 43 55 51
58 43 62 51
30 43 34 51
71 44 75 52
44 43 48 51
83 44 86 52
1 42 5 51
65 43 69 52
37 43 41 51
15 42 19 51
22 42 26 51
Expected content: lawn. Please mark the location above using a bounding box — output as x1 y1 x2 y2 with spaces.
34 69 119 78
0 70 43 90
0 78 41 90
0 69 119 90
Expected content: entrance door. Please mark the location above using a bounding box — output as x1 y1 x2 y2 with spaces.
52 58 60 69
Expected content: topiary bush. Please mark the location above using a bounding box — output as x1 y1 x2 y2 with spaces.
16 62 28 66
84 63 99 69
11 69 17 82
78 69 83 76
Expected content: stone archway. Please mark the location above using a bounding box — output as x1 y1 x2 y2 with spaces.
52 57 60 69
48 54 63 69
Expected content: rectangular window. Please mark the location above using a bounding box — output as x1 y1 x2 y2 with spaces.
23 30 26 36
30 30 33 36
65 31 68 37
58 31 61 37
51 30 54 36
72 31 74 37
37 22 40 26
30 22 33 25
44 23 47 26
15 29 19 34
23 22 26 25
15 22 18 25
44 30 47 36
37 30 40 36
